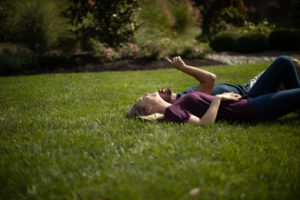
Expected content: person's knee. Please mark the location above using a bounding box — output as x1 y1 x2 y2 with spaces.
274 56 294 71
275 56 293 66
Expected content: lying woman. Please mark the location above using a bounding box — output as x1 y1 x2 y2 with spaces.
128 56 300 125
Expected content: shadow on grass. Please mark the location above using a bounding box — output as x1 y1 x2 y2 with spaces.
127 112 300 128
223 112 300 128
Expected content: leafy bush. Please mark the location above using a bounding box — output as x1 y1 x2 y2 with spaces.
90 0 207 62
210 31 238 51
269 29 300 51
171 4 197 34
119 43 140 59
201 0 247 36
134 0 200 46
90 40 120 62
65 0 139 48
138 42 164 59
0 1 8 42
130 0 206 60
0 48 39 74
209 21 274 52
236 32 269 52
241 21 275 36
5 0 73 54
91 37 206 61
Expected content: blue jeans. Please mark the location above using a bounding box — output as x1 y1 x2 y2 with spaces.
248 56 300 120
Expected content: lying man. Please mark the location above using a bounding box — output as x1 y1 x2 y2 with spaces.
158 56 300 103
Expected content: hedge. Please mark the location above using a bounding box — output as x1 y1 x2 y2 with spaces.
209 31 238 51
236 32 269 52
210 29 300 52
269 29 300 51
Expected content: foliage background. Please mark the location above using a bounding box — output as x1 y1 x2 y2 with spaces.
0 0 300 74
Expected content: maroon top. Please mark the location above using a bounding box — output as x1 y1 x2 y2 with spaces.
165 91 257 123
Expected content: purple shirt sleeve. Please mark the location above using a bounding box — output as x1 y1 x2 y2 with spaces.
164 105 191 123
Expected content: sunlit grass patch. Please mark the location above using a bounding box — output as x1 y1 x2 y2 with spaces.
0 62 299 200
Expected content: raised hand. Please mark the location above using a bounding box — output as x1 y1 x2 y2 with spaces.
165 56 186 69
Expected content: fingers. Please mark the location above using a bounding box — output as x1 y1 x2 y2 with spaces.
173 56 182 62
165 56 172 64
165 56 182 63
230 93 241 100
231 94 242 101
231 93 241 98
220 92 242 101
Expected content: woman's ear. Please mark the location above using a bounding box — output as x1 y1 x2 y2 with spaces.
146 106 153 114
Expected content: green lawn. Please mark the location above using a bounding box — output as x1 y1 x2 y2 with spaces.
0 63 300 200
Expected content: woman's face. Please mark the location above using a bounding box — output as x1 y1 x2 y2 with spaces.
136 91 163 113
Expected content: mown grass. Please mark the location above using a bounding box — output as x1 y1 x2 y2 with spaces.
0 62 299 200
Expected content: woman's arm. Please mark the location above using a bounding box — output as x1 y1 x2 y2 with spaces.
188 96 222 125
187 93 241 125
166 56 216 94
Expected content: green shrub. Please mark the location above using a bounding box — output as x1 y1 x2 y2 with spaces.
209 22 274 52
181 45 205 58
0 1 8 42
241 21 275 36
132 0 205 59
201 0 247 36
0 48 39 74
171 4 196 34
90 40 120 62
236 32 269 52
269 29 300 51
210 31 238 51
118 43 140 59
138 42 164 59
134 0 200 46
91 37 206 61
65 0 139 48
6 0 73 54
135 0 172 41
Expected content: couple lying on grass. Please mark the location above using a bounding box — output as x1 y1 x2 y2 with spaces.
129 56 300 125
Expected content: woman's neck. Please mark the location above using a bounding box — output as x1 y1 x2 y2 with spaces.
154 101 171 114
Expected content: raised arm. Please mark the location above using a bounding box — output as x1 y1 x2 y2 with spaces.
188 92 241 125
166 56 216 94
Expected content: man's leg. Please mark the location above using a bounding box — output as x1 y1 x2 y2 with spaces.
247 56 300 98
250 88 300 120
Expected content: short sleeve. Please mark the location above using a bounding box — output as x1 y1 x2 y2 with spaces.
165 106 191 123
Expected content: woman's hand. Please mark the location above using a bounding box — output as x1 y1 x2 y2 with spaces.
215 92 242 101
165 56 186 69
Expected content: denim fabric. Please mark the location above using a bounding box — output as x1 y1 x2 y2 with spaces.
248 56 300 119
212 83 247 95
176 83 247 99
176 85 198 99
247 56 300 97
249 88 300 120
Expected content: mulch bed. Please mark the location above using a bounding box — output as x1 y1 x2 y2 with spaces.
69 57 225 72
16 54 226 76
